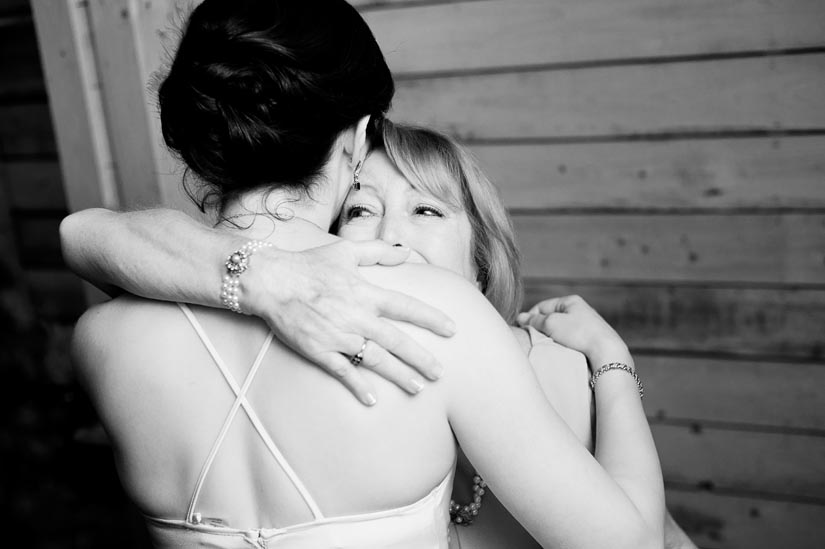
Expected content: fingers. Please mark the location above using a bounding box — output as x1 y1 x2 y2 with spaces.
527 294 586 316
375 287 456 337
316 352 378 406
518 311 565 336
358 340 428 395
519 312 548 332
350 240 411 266
361 317 445 382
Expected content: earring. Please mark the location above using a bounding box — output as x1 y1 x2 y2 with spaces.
352 160 363 191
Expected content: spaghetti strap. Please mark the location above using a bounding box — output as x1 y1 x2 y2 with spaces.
176 304 325 521
526 325 551 347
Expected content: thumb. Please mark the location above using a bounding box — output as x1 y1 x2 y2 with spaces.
519 312 548 332
351 240 411 266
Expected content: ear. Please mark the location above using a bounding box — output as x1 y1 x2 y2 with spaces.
344 115 372 167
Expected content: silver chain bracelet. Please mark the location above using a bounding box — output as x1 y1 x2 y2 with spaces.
589 362 644 399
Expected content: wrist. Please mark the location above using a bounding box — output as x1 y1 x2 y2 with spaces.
241 246 292 318
219 239 276 315
588 342 633 372
590 362 644 398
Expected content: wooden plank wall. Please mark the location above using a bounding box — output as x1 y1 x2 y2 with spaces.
0 0 85 320
351 0 825 547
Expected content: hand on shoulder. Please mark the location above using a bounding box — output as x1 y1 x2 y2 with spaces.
516 295 630 366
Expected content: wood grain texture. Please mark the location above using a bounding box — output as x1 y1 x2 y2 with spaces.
85 0 207 215
86 0 164 208
523 282 825 360
666 489 825 548
2 161 65 210
653 424 825 500
30 0 119 210
350 0 471 8
392 54 825 139
640 355 825 430
473 137 825 210
514 214 825 284
364 0 825 74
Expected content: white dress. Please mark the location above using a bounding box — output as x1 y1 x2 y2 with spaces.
144 304 454 549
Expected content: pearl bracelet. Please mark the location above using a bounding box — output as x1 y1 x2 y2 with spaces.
589 362 644 399
221 240 273 314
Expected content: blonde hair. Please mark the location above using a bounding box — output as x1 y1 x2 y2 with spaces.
375 120 523 323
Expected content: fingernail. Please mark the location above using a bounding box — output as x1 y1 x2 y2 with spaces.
410 379 425 393
443 320 457 336
365 393 377 406
430 362 446 380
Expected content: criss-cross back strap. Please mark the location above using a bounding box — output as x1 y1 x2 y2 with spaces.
177 304 324 522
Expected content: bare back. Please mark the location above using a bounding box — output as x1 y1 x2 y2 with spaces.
74 258 658 548
73 263 481 529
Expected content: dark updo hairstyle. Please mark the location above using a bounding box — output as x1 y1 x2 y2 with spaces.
158 0 394 212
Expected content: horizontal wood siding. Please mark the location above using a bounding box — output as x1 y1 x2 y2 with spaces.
640 356 825 431
392 55 825 139
360 1 825 546
666 490 825 548
473 137 825 211
524 282 825 360
652 424 825 500
514 214 825 284
362 0 825 74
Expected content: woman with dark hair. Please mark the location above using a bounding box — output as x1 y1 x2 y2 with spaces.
70 1 665 547
62 0 455 406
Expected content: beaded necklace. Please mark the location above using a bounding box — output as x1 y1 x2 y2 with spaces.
449 473 486 525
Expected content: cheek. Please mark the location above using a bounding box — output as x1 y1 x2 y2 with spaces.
440 221 477 282
459 243 478 284
459 225 479 283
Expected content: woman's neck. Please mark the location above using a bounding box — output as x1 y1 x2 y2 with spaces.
217 187 340 251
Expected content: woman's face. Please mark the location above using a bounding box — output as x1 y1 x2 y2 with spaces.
338 151 477 283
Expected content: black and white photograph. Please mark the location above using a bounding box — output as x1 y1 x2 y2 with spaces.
1 0 823 547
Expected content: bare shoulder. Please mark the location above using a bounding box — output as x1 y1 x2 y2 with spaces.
73 294 182 346
74 294 178 340
361 263 508 331
72 295 188 388
360 263 531 385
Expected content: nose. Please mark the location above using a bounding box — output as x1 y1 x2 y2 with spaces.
377 215 407 247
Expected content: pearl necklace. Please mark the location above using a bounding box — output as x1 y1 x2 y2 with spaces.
449 473 486 525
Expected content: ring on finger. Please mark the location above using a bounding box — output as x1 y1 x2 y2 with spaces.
350 339 368 366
